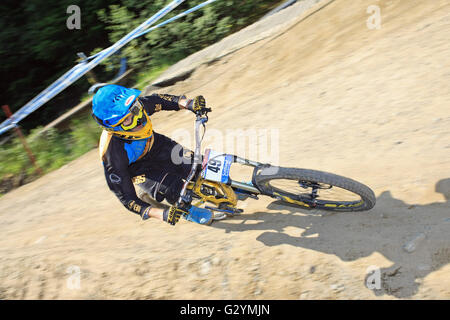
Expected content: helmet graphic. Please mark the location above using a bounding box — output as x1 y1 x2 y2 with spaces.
92 85 153 140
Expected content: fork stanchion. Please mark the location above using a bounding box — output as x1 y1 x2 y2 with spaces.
2 105 43 176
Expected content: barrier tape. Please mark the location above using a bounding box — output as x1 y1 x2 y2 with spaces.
1 0 220 135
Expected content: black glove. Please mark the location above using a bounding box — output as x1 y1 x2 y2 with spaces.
163 205 187 225
187 95 211 114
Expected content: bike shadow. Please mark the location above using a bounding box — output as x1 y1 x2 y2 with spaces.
212 178 450 298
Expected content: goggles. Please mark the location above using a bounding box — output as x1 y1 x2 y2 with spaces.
117 101 147 131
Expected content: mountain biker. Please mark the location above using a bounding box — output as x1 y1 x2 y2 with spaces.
91 84 218 226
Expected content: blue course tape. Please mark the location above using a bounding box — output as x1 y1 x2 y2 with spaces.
0 0 187 135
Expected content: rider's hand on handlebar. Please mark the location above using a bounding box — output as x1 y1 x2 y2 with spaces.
187 95 211 115
163 205 187 225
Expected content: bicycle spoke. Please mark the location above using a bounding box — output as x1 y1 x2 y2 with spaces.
268 178 362 203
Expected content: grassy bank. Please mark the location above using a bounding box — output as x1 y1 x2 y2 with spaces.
0 65 170 196
0 113 101 195
0 0 287 196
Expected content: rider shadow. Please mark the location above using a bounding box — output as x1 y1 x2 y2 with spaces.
212 178 450 298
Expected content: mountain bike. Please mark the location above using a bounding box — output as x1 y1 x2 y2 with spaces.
176 108 376 218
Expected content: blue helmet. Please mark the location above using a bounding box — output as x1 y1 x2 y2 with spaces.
92 84 141 128
91 85 153 140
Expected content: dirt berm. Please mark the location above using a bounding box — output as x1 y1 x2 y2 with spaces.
0 0 449 299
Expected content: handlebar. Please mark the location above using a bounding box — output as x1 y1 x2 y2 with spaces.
175 111 210 208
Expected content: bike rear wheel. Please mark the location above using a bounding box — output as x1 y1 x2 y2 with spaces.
254 166 376 212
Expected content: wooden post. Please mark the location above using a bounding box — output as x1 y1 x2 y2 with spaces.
2 105 43 176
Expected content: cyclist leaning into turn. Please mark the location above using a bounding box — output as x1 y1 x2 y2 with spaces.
91 84 222 226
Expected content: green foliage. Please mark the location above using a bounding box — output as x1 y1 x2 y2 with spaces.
0 0 120 129
1 0 281 129
0 137 29 177
0 114 101 187
93 0 282 71
134 64 171 90
68 116 102 159
30 128 70 172
0 0 283 195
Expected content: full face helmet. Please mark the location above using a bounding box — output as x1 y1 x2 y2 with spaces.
91 84 153 140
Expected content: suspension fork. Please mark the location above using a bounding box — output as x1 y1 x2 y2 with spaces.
176 115 206 207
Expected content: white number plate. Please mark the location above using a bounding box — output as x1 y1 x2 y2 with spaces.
201 149 233 183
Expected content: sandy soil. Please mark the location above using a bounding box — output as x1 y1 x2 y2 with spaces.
0 0 449 299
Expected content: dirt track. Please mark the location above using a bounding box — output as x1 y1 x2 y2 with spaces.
1 0 449 299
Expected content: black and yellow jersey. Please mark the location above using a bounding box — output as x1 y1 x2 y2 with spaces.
99 93 183 216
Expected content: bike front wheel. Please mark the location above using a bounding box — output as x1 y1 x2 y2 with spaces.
254 166 376 212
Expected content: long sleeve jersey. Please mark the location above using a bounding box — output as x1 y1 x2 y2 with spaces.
99 93 183 216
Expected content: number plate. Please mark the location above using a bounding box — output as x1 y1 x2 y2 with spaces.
201 149 233 183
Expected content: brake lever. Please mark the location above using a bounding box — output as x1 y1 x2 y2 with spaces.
195 107 211 117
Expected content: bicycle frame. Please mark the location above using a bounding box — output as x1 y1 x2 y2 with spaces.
176 112 377 213
176 113 263 209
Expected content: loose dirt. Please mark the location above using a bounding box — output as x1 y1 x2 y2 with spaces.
0 0 449 299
